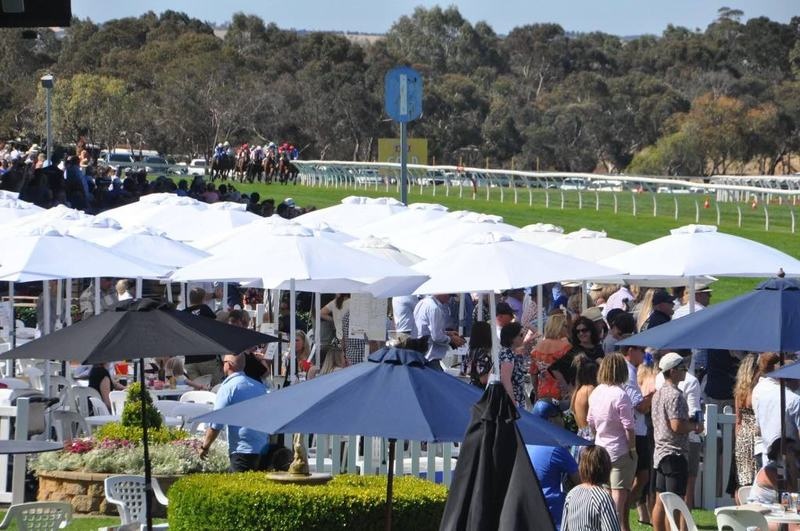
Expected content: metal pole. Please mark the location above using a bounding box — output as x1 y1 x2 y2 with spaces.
400 122 408 206
289 280 296 380
45 86 52 165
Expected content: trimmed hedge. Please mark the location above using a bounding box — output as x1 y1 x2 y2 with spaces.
167 473 448 531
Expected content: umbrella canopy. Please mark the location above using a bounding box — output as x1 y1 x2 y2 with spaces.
1 204 90 230
171 223 428 296
193 347 588 447
512 223 565 246
295 196 407 233
616 277 800 352
74 226 210 269
439 383 553 531
0 226 170 282
0 298 281 363
600 224 800 278
346 236 423 266
541 228 634 262
0 198 44 224
412 232 622 295
349 203 449 239
389 212 518 259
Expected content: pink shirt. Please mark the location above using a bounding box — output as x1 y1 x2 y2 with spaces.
587 383 635 461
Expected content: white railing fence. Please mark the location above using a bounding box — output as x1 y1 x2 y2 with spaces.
0 397 33 504
290 160 800 233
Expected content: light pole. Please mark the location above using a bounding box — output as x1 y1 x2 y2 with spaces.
40 74 54 165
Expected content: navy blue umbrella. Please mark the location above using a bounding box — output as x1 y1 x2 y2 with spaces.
195 347 588 531
195 347 588 447
616 277 800 352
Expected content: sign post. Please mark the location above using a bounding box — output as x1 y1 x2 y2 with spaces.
384 66 422 205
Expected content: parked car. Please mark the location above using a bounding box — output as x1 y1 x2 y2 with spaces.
141 155 172 174
101 152 134 171
186 158 208 176
559 178 588 190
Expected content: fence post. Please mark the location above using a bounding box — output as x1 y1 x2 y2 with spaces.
485 179 490 201
674 197 679 220
11 397 29 504
652 194 657 217
764 205 769 232
613 194 618 214
529 187 533 207
560 191 565 210
513 183 518 204
792 208 796 234
631 193 637 217
694 200 700 223
737 205 742 228
545 190 550 209
578 190 583 210
702 404 718 510
595 191 600 211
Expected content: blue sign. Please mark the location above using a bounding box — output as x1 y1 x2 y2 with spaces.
384 66 423 123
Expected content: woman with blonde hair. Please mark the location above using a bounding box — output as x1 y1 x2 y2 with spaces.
732 353 760 496
307 343 349 379
530 312 572 404
634 289 654 333
587 353 636 531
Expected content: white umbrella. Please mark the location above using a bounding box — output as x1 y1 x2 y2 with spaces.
0 226 171 282
345 236 423 266
348 203 449 239
388 211 518 259
1 204 90 230
0 191 19 200
75 226 210 269
171 223 428 296
0 198 44 224
190 216 290 251
294 196 407 233
412 232 623 372
600 224 800 312
98 193 203 227
600 225 800 278
512 223 565 246
541 228 634 262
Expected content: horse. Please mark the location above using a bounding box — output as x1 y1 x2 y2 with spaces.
210 154 231 181
234 150 250 182
263 153 277 184
278 154 299 184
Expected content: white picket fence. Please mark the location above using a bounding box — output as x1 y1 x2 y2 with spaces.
701 403 736 510
306 434 457 486
0 397 34 504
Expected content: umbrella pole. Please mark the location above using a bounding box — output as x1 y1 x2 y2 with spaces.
688 276 696 314
458 294 465 336
489 292 500 376
314 293 321 368
536 285 544 336
136 278 143 299
9 282 15 376
94 277 101 316
165 281 173 303
290 280 296 379
139 358 154 531
385 438 396 531
780 352 787 494
65 279 72 327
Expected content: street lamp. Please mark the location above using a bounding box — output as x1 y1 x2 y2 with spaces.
40 73 54 165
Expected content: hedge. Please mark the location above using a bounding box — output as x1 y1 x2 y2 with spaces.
167 473 448 531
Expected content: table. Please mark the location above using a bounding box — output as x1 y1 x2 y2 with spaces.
0 440 62 454
715 504 800 529
148 385 192 398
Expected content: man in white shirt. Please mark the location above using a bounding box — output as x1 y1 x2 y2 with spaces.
413 295 465 370
752 355 800 463
603 283 633 319
672 285 712 381
622 343 654 523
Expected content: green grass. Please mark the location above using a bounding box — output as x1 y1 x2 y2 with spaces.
211 178 799 303
0 511 166 529
630 508 717 530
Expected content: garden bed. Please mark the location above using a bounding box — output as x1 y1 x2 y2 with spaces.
37 470 180 516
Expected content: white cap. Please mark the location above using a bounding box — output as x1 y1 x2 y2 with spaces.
659 352 685 372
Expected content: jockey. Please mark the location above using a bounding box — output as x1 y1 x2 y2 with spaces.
225 141 235 158
289 144 299 160
252 145 264 161
214 143 225 160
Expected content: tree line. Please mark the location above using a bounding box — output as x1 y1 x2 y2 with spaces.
1 6 799 175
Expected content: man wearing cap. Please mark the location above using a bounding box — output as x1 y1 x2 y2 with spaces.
640 290 674 331
650 353 702 531
672 285 712 320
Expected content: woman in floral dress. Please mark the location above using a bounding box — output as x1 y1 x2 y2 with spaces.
499 322 527 408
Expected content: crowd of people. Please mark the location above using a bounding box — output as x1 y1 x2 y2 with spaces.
0 141 312 218
435 282 796 531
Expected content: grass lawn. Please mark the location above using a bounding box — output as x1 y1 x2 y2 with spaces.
630 508 717 530
204 178 800 303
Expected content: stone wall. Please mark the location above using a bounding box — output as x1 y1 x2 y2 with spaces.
37 470 179 516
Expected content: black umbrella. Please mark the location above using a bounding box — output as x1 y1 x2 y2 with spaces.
439 383 555 531
0 298 280 530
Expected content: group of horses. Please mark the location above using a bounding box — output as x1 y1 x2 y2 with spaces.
211 149 299 184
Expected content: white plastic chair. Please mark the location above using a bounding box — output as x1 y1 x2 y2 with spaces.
179 390 216 405
51 410 90 442
659 492 699 531
108 390 127 415
0 501 72 530
88 396 111 416
104 475 169 529
715 508 769 531
736 485 751 505
70 386 104 417
0 378 31 389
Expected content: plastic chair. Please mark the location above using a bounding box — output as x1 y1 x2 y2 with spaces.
179 390 216 405
51 410 90 442
659 492 699 531
108 390 127 415
0 377 31 389
70 386 104 417
0 501 72 530
193 374 212 388
104 475 169 529
736 485 751 505
715 508 769 531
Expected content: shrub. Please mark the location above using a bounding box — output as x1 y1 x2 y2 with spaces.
121 382 163 430
168 473 447 531
94 422 187 445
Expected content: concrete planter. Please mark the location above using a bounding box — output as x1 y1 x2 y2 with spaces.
37 470 180 516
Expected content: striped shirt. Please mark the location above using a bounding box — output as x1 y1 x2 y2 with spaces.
561 485 621 531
